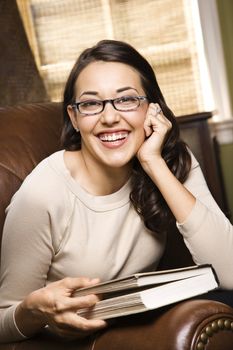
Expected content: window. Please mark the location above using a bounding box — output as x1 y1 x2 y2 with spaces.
17 0 214 117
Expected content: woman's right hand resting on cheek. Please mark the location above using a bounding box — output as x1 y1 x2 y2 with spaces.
15 277 107 340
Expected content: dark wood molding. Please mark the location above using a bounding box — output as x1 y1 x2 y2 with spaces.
177 111 213 123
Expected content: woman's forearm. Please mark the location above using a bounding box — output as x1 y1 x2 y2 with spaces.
143 156 196 223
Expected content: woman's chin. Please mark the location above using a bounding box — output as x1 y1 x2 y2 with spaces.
101 154 133 169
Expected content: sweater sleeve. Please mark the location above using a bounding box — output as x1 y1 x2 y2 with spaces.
177 152 233 289
0 186 54 342
0 160 71 343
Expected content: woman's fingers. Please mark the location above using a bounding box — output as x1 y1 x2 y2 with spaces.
70 314 107 332
144 103 161 137
48 310 107 339
52 293 101 314
144 103 171 137
53 310 107 331
59 276 100 291
138 103 173 164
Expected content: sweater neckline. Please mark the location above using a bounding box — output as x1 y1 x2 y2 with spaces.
49 150 131 212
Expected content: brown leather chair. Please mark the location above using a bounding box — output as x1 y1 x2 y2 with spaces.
0 102 233 350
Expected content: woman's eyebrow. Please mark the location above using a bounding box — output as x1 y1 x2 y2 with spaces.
79 91 98 98
116 87 139 93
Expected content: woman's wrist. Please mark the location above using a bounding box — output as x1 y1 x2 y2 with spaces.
15 292 47 337
139 155 166 180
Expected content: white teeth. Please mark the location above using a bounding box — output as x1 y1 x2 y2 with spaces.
99 132 128 142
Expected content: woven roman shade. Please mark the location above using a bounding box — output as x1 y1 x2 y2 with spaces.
17 0 205 116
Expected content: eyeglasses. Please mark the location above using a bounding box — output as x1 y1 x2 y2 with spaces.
71 95 148 116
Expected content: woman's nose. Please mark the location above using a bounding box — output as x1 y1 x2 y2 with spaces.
99 103 121 125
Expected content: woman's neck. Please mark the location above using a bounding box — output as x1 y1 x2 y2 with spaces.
64 150 132 196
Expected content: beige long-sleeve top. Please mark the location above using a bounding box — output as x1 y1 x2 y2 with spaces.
0 150 233 342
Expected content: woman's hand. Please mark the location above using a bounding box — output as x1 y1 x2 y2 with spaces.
16 277 107 340
137 103 172 170
136 102 196 223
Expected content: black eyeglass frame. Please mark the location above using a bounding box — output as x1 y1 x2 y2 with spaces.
71 96 148 116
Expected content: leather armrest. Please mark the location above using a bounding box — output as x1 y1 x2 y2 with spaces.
1 300 233 350
94 299 233 350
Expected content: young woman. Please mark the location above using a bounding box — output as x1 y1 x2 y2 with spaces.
0 40 232 343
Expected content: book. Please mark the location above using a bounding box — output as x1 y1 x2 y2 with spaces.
74 265 219 320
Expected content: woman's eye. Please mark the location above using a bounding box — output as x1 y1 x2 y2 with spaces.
81 100 101 107
118 96 137 104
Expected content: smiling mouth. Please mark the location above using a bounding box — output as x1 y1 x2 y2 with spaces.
98 132 129 142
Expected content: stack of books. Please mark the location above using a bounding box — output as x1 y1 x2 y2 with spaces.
74 264 219 320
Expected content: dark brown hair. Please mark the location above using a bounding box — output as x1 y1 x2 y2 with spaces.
61 39 191 234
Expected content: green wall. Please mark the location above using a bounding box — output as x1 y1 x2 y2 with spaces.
216 0 233 111
215 0 233 222
219 143 233 221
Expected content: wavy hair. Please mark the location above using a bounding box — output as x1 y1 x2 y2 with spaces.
61 39 191 234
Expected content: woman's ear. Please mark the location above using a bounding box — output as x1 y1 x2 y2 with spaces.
67 105 79 131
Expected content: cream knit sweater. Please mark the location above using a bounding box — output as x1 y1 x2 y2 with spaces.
0 150 232 342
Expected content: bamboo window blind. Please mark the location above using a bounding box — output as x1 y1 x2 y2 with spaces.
17 0 206 116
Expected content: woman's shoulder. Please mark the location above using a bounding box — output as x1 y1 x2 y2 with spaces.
11 150 71 208
24 149 65 183
5 150 74 253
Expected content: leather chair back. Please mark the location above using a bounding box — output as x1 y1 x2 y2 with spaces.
0 103 62 251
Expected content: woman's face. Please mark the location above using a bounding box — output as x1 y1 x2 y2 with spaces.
68 61 148 170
